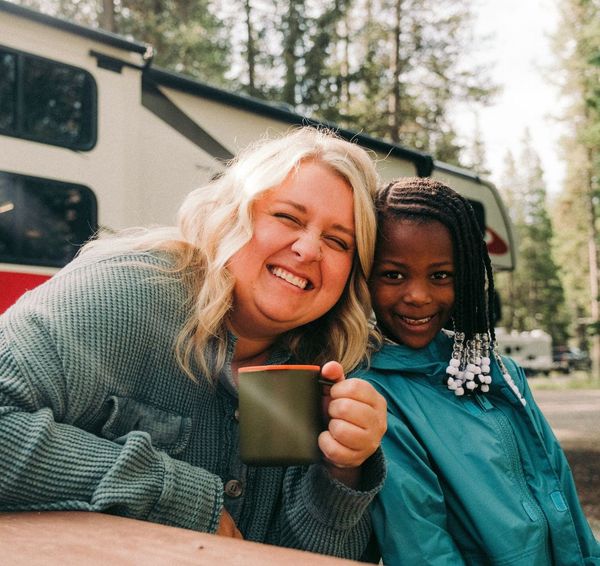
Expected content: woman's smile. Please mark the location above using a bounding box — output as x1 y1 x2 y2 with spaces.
227 159 355 340
268 265 311 290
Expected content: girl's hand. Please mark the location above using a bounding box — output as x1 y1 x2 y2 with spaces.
318 361 387 487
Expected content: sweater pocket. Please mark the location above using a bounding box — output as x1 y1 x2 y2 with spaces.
100 395 192 455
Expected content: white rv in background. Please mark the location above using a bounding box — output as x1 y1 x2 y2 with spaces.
495 328 554 376
0 0 515 313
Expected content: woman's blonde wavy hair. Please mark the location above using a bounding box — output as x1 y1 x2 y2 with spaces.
83 127 379 381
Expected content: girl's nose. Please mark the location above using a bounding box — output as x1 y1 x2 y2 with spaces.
291 231 323 262
403 282 432 306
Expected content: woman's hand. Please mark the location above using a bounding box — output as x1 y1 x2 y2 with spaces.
318 361 387 488
216 509 243 539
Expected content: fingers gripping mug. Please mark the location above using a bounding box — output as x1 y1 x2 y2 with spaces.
238 365 323 465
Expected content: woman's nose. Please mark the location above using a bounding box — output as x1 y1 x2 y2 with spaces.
291 231 323 262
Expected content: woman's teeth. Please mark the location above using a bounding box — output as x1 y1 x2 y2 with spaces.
271 266 308 290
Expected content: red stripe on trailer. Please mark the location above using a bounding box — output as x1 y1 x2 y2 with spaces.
0 271 51 313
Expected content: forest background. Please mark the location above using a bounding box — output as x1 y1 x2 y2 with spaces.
13 0 600 375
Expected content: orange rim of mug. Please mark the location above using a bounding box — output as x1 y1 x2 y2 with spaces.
238 365 320 372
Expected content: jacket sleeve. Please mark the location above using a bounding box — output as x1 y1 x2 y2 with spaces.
513 362 600 563
264 448 386 559
0 259 224 533
369 408 466 566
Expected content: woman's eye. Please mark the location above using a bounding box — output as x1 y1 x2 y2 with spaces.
325 236 350 251
274 212 301 225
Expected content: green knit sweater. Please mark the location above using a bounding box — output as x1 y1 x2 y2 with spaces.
0 250 384 559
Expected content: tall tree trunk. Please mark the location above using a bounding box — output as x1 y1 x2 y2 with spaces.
389 0 402 142
585 145 600 380
340 5 350 114
244 0 257 94
364 0 374 96
99 0 115 31
282 0 301 106
506 272 515 331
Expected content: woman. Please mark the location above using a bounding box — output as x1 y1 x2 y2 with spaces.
0 127 387 559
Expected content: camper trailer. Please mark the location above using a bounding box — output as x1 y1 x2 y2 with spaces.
495 328 554 377
0 0 515 313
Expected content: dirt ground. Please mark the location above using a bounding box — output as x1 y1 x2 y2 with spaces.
532 386 600 538
563 448 600 537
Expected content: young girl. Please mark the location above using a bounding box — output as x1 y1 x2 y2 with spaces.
362 177 600 565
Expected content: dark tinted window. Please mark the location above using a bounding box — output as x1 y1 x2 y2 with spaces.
0 51 16 131
0 47 97 150
0 172 97 267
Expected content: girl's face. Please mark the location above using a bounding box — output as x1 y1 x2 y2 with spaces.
227 159 356 344
370 217 455 349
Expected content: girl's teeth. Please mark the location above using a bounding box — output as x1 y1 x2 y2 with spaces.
271 267 308 290
401 316 432 325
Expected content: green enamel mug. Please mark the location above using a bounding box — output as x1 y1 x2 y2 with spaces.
238 364 323 466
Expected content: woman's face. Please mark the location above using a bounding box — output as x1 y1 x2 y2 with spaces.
370 217 455 349
227 159 356 342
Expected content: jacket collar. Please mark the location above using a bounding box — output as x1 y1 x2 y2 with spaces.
370 332 453 380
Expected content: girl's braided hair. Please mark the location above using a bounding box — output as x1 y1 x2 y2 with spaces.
375 177 496 343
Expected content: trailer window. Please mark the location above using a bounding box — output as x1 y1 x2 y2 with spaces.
0 172 97 267
0 51 16 131
0 47 97 150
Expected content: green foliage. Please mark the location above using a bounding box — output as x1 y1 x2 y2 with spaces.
550 0 600 351
336 0 496 163
552 149 594 339
115 0 231 85
14 0 496 166
297 0 351 123
496 134 570 346
463 115 491 178
18 0 232 86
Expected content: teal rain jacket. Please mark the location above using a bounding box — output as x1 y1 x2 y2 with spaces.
360 332 600 565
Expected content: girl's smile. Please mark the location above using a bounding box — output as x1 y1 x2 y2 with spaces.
370 218 455 349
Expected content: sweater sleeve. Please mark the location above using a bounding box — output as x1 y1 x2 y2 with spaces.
370 408 466 566
0 255 224 533
262 448 385 559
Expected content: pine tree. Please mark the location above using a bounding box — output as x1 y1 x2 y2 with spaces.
339 0 495 164
16 0 232 86
495 151 520 332
298 0 351 122
497 135 569 345
551 0 600 375
464 114 491 177
115 0 231 85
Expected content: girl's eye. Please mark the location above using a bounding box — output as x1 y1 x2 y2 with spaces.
432 271 453 281
383 271 405 281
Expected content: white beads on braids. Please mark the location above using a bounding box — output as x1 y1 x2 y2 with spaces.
478 334 493 389
446 332 490 396
445 331 526 406
445 332 466 396
492 350 527 406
